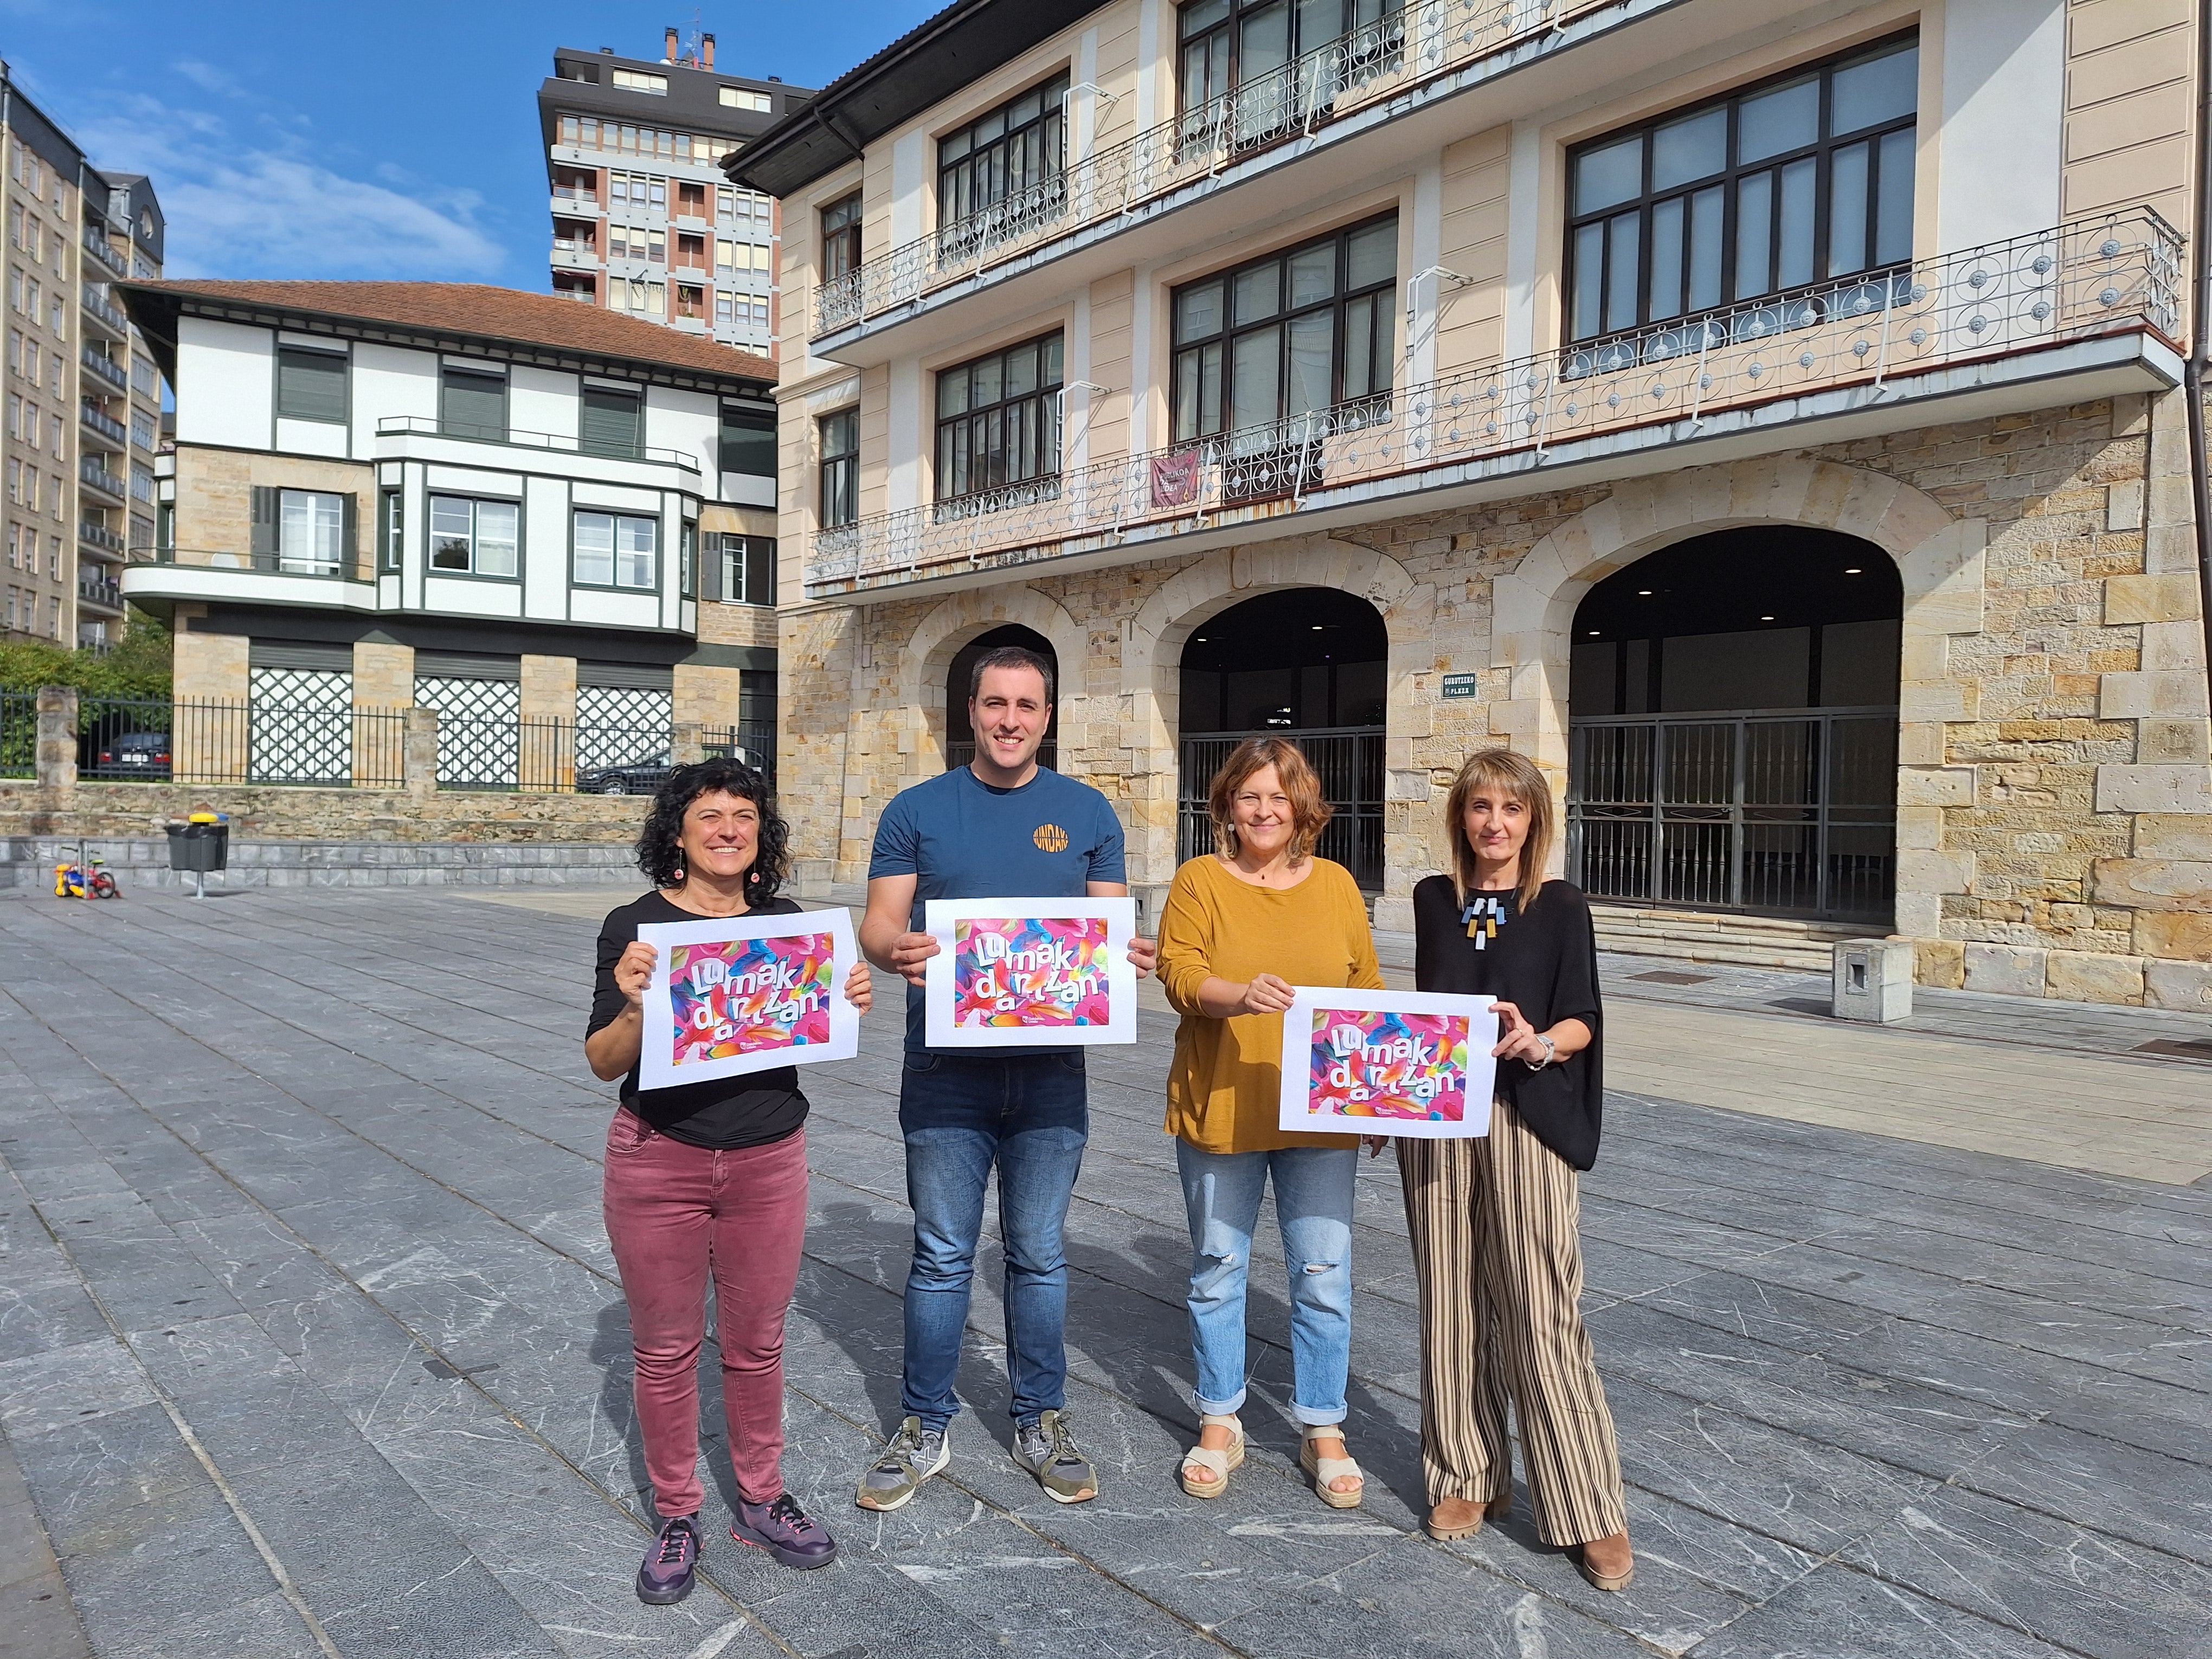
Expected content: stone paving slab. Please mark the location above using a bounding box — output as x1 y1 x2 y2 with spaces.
0 886 2205 1659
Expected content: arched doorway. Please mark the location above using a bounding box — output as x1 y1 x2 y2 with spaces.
946 623 1059 772
1178 588 1388 889
1567 528 1901 923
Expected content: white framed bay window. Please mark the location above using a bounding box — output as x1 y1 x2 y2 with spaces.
427 494 519 577
574 509 658 589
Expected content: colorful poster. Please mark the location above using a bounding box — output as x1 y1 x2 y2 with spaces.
1276 988 1498 1140
636 908 861 1089
923 898 1140 1047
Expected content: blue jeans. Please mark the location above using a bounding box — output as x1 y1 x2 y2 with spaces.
898 1050 1088 1429
1175 1141 1356 1426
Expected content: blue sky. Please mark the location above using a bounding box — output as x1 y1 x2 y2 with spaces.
0 0 937 286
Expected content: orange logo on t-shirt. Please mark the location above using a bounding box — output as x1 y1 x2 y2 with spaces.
1033 823 1070 853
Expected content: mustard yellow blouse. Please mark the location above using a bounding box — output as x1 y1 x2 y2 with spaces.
1158 854 1384 1153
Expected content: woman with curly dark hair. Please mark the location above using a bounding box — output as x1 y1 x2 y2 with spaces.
584 757 870 1601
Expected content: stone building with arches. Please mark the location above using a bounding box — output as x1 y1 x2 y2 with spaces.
738 0 2210 1010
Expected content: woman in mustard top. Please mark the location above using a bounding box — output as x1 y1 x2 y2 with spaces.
1156 736 1382 1508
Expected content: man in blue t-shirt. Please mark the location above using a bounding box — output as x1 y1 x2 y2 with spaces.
854 645 1154 1514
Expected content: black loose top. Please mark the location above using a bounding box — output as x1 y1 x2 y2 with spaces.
1411 874 1606 1171
587 891 809 1150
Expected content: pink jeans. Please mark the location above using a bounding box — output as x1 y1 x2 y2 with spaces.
602 1110 808 1517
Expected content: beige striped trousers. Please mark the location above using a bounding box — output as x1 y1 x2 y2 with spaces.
1396 1098 1626 1546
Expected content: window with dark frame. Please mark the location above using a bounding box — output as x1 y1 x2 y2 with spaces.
1176 0 1403 141
580 384 644 458
439 365 507 441
935 332 1063 509
427 494 519 577
1565 35 1918 352
710 532 776 605
818 409 859 529
573 510 658 588
820 193 863 284
937 75 1068 236
378 488 402 573
1170 214 1397 448
719 401 776 476
275 346 348 424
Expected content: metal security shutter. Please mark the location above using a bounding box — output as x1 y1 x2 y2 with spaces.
275 348 348 422
415 652 521 681
249 640 355 671
440 368 506 439
576 661 674 690
581 386 643 457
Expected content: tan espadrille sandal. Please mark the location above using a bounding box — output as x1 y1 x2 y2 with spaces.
1299 1426 1365 1509
1178 1413 1245 1499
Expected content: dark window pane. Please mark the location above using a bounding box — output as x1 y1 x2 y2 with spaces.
1176 279 1225 343
1231 325 1281 429
1288 245 1335 307
1346 218 1396 288
1648 196 1684 320
1738 78 1817 162
1828 140 1869 275
1651 107 1726 190
1777 156 1816 288
1343 294 1374 397
1832 43 1917 133
1605 211 1641 332
1875 128 1915 263
1735 170 1773 297
1575 135 1642 214
1687 185 1725 310
1286 311 1333 415
719 402 775 476
1235 261 1281 324
1572 220 1606 339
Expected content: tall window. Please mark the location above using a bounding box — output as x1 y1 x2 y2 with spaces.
820 193 862 284
818 410 859 529
275 346 347 423
936 333 1063 506
440 365 507 440
1178 0 1403 141
937 76 1067 234
1171 215 1396 445
250 486 349 573
428 496 519 577
379 488 403 573
711 533 776 605
1566 36 1918 348
574 511 658 588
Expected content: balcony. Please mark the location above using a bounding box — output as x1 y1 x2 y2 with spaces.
551 190 600 215
807 213 2183 598
80 402 128 448
812 0 1637 345
120 545 381 620
82 234 130 280
78 573 124 613
551 243 600 270
81 288 131 337
373 415 700 474
79 459 128 502
78 520 126 557
81 348 128 392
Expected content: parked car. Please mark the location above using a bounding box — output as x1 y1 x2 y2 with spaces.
92 730 172 778
576 744 770 795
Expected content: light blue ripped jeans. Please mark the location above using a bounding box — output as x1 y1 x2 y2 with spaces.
1174 1140 1357 1425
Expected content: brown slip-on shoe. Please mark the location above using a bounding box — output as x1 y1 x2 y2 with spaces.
1425 1493 1513 1541
1573 1531 1635 1592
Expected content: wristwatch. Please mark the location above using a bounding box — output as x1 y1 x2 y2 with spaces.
1526 1034 1556 1071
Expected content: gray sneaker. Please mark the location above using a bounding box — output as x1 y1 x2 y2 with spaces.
856 1416 949 1512
1013 1409 1098 1504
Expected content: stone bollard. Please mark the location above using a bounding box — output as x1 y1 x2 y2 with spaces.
1833 938 1914 1023
403 706 440 798
35 685 78 792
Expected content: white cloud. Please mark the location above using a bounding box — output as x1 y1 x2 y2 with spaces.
70 88 504 281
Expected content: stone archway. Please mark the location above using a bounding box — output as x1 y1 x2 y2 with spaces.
899 584 1089 785
1487 456 1977 936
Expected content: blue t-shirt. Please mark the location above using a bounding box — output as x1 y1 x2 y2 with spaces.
869 765 1127 1051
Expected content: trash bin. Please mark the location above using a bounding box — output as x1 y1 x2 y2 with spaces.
164 814 229 897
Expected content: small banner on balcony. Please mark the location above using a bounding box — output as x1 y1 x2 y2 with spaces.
1149 451 1203 511
1277 988 1498 1140
923 898 1140 1047
638 909 862 1087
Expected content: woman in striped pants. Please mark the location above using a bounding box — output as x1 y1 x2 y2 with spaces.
1395 749 1634 1591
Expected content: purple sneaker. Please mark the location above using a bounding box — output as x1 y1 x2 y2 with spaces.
731 1491 838 1570
635 1514 699 1604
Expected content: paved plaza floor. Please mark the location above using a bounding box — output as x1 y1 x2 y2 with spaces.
0 884 2207 1659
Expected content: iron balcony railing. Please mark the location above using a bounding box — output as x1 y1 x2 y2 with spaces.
374 415 700 472
80 288 131 335
814 0 1617 336
81 348 128 391
139 546 375 581
78 520 126 556
80 402 128 446
79 459 128 499
1179 727 1386 891
77 574 123 610
809 211 2182 595
81 234 130 280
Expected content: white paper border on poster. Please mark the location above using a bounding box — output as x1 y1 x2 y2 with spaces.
923 897 1139 1047
1276 986 1499 1140
637 908 861 1089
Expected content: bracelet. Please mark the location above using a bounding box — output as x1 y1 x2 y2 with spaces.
1526 1034 1556 1071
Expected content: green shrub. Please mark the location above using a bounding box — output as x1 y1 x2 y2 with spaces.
0 609 171 698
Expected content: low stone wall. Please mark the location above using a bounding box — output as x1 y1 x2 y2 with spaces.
0 781 648 843
1 834 644 890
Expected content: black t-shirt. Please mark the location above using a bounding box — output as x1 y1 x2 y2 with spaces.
1411 875 1606 1171
587 890 809 1150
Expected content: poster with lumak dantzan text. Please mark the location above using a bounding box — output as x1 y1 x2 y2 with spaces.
923 898 1139 1047
637 909 861 1089
1277 987 1498 1140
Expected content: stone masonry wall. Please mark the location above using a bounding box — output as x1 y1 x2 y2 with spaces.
779 390 2211 1009
0 782 647 843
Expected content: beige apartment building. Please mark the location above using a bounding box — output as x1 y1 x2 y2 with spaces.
1 65 167 649
732 0 2212 1009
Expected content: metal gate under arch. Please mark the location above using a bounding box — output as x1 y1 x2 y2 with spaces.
1178 727 1384 891
1566 707 1896 924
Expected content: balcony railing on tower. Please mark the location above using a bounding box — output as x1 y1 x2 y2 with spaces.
807 211 2182 596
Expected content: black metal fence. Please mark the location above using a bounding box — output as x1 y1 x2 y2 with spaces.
0 689 35 779
1176 727 1386 891
1566 708 1897 924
